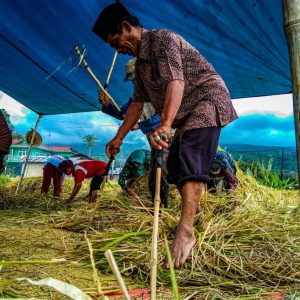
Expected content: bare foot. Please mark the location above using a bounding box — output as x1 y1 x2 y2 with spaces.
170 225 196 268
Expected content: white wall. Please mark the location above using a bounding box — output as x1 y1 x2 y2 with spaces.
22 163 44 178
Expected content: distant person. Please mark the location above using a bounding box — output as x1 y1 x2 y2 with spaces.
118 149 150 200
99 58 170 207
208 150 238 194
65 160 107 204
0 109 13 173
41 157 73 199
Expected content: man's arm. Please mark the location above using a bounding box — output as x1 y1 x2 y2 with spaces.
138 114 161 134
105 101 144 157
160 80 185 130
99 92 133 120
149 80 184 149
102 103 125 120
66 182 82 203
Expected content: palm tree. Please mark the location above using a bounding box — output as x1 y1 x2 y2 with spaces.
82 134 98 157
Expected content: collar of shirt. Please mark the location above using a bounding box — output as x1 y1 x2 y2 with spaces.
137 28 151 61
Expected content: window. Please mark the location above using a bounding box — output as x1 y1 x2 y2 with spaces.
18 149 27 157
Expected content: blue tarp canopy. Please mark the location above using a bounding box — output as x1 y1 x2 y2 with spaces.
0 0 291 115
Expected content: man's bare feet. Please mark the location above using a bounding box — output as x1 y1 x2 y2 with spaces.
170 225 196 268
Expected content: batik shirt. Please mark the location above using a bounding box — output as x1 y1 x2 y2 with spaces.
133 29 238 135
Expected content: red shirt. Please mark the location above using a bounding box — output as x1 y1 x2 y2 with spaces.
73 160 107 184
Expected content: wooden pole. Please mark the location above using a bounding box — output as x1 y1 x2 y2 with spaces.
283 0 300 190
104 50 118 89
73 46 121 112
15 114 42 194
150 150 162 300
104 249 131 300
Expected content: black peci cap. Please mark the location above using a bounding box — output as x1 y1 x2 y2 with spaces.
92 2 131 42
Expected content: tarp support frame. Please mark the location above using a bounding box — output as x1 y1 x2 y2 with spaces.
15 114 43 194
283 0 300 190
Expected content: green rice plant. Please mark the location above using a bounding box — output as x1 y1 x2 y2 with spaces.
164 235 180 300
239 159 298 190
0 175 11 187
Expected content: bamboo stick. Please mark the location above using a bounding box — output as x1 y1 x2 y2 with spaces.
104 51 118 89
73 45 121 112
85 234 103 297
150 150 162 300
104 249 131 300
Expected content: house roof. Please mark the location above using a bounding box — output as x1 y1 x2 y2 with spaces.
11 140 73 152
47 146 72 151
18 155 80 163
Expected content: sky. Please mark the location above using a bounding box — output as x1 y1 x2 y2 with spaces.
0 91 296 156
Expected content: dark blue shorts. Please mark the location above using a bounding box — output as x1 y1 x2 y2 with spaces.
89 175 104 194
167 126 221 188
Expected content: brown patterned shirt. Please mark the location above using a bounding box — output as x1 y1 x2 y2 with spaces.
133 29 238 135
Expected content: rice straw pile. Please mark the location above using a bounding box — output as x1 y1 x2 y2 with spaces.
61 171 299 299
1 170 299 299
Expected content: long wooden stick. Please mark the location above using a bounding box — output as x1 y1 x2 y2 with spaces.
104 249 131 300
74 45 121 112
150 150 162 300
104 50 118 89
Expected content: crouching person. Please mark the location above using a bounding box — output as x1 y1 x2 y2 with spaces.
65 160 107 204
118 149 150 200
208 150 238 194
41 156 73 199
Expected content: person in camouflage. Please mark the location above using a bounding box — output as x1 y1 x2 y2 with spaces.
208 150 238 194
118 149 150 200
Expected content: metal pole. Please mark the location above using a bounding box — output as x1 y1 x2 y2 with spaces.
15 114 42 194
283 0 300 189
